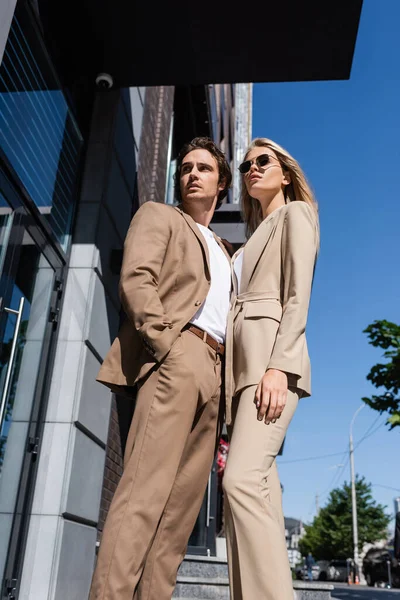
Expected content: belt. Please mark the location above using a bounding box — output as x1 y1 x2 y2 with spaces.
184 324 225 356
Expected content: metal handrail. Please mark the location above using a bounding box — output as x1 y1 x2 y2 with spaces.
0 297 25 432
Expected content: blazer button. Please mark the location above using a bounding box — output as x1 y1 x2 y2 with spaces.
195 300 201 306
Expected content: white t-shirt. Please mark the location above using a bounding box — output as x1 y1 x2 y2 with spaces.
189 224 231 344
233 249 244 293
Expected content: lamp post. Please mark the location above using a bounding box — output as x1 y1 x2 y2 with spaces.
349 404 365 584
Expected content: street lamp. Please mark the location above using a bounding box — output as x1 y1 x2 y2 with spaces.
349 404 365 584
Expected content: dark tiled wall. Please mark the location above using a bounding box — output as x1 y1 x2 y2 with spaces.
98 397 123 533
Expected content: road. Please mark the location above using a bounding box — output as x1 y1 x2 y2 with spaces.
333 583 400 599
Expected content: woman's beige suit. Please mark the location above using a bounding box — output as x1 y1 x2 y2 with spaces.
223 201 319 600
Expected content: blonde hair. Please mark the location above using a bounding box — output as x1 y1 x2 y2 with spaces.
240 138 319 239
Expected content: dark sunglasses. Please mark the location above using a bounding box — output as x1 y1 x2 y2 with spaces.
238 153 278 174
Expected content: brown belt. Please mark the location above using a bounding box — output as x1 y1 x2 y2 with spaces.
184 324 225 356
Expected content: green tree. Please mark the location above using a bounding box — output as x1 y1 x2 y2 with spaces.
299 477 390 560
362 320 400 429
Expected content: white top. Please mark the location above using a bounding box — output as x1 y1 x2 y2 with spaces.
190 224 231 344
233 249 244 293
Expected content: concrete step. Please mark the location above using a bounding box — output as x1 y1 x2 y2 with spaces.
173 577 229 600
173 555 334 599
173 556 229 599
174 581 334 600
177 555 229 579
293 581 334 600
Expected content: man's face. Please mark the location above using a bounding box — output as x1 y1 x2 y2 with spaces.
179 149 224 205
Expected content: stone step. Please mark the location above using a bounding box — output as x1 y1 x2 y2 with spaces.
177 555 229 579
173 556 334 599
174 557 229 599
174 581 334 600
173 578 229 600
293 581 334 600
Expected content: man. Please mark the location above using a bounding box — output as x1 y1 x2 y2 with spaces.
395 511 400 559
89 137 232 600
305 552 315 581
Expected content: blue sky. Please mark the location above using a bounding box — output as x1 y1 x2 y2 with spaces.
252 0 400 533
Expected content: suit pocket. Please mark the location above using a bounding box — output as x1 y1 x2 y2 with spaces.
244 300 282 322
233 301 282 395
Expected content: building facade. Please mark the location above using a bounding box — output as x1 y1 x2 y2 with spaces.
395 498 400 516
0 4 251 598
285 517 306 569
0 0 362 597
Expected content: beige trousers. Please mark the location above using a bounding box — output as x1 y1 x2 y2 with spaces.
223 385 299 600
89 330 222 600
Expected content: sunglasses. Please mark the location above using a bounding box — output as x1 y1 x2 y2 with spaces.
238 153 279 174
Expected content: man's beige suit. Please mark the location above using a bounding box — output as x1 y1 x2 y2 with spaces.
97 201 217 389
223 201 319 599
89 201 230 600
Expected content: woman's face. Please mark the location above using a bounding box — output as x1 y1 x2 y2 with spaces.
243 146 290 201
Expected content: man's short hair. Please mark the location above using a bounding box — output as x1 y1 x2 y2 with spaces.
174 137 232 209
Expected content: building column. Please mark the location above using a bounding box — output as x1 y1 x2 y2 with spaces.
19 87 143 600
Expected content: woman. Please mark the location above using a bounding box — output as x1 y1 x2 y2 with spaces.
223 138 319 599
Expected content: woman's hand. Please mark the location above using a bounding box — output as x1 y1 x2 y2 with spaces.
254 369 288 424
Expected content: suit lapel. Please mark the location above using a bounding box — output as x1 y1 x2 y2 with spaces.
241 206 285 291
175 207 211 278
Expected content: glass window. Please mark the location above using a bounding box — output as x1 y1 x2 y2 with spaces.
208 86 218 142
0 1 83 251
0 231 55 585
165 113 177 205
0 193 13 274
165 158 177 206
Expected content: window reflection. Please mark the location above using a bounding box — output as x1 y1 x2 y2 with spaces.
0 1 83 251
0 194 13 275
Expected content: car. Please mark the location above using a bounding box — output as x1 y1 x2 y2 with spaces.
316 560 330 581
294 563 321 581
294 564 306 580
327 559 350 582
294 558 351 582
293 564 304 580
294 559 340 582
363 547 400 588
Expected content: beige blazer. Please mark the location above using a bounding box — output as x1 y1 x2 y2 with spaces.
97 201 231 393
225 201 319 425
